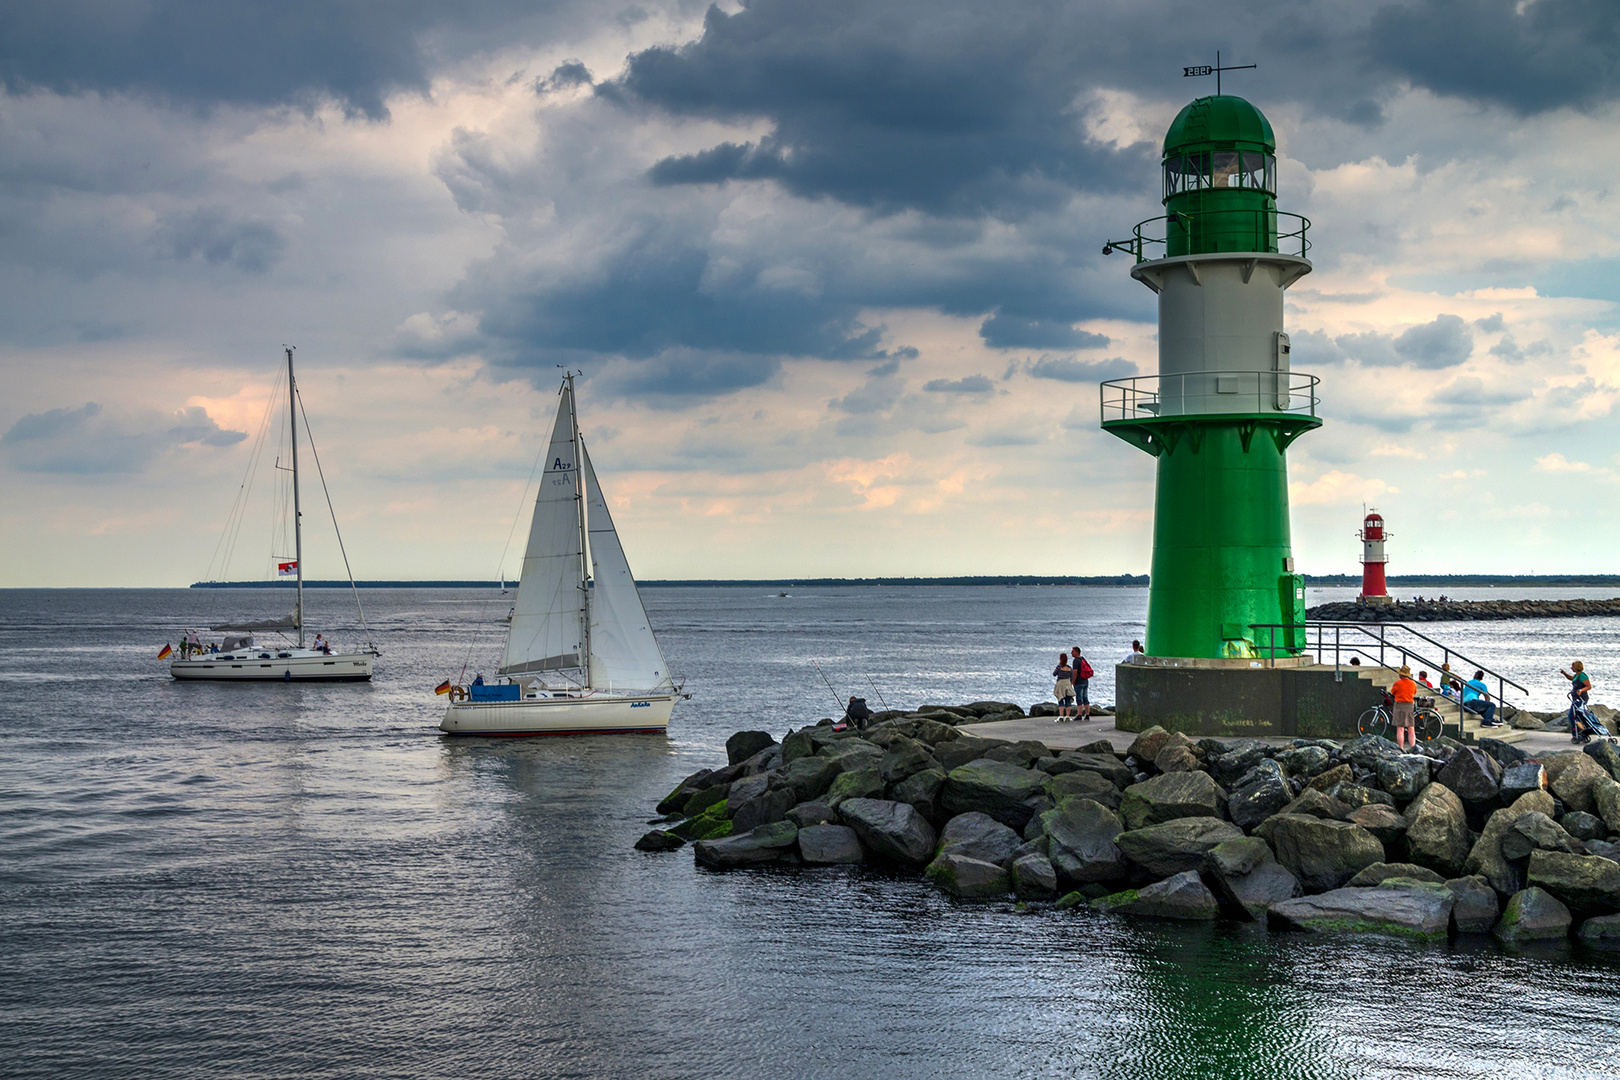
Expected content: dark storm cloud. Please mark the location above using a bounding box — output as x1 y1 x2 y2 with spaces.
1334 315 1473 369
0 1 589 118
160 211 285 274
1366 0 1620 114
980 315 1110 351
2 401 245 473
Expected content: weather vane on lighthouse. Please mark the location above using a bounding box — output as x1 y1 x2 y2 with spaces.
1182 51 1257 95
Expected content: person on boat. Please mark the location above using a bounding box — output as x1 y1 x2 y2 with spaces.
472 673 484 686
1052 653 1074 722
313 634 325 652
1562 661 1593 741
1069 646 1094 722
1390 665 1419 751
1461 670 1499 727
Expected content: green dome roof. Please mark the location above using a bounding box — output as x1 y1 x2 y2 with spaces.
1162 95 1275 157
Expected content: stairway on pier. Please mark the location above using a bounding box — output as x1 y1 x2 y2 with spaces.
1349 664 1525 744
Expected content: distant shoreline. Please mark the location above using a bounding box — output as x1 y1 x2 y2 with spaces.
173 574 1620 589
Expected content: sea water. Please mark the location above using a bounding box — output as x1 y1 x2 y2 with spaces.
2 585 1617 1079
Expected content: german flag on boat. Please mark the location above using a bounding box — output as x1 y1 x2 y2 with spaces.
434 679 452 695
158 644 172 659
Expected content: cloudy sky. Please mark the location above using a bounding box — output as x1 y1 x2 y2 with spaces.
2 0 1617 587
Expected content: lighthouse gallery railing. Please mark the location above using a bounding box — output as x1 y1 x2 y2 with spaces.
1100 370 1320 423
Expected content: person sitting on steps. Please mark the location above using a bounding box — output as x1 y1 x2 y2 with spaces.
1462 670 1499 727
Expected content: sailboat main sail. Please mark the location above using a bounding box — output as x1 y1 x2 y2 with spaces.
582 442 671 692
502 385 588 677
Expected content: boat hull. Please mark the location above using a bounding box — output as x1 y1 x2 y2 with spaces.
170 651 375 681
440 693 674 736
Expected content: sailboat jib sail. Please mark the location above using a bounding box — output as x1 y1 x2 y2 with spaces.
582 441 671 693
501 382 589 678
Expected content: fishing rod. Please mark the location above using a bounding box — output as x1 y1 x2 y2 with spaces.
811 660 846 715
865 674 891 713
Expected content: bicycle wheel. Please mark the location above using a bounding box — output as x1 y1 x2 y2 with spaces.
1357 706 1389 740
1414 708 1444 743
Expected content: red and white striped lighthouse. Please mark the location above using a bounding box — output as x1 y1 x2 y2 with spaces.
1358 510 1391 605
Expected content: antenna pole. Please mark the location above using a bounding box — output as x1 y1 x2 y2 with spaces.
286 346 305 648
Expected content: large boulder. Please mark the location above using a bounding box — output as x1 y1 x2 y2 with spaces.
1055 752 1136 789
777 755 841 803
1126 725 1173 763
1478 738 1528 768
1445 875 1501 933
1043 769 1123 810
1561 811 1607 842
1593 778 1620 834
1011 853 1059 899
780 727 816 763
1464 790 1558 896
1499 762 1548 804
838 798 938 865
731 788 797 833
1376 756 1432 802
657 768 714 814
798 824 864 864
1274 746 1332 777
879 737 939 785
1153 741 1202 774
941 759 1046 831
1119 771 1228 831
1493 886 1572 943
934 811 1022 868
1041 797 1129 886
1277 789 1352 821
1267 883 1454 940
1403 783 1470 878
1348 862 1444 886
1210 746 1270 790
1203 836 1301 919
1092 871 1219 920
889 768 947 823
786 801 839 828
1255 814 1385 893
1544 752 1610 814
1343 735 1402 770
682 783 729 818
693 820 800 869
824 766 885 808
1116 817 1244 879
1500 812 1586 862
1585 741 1620 782
1576 913 1620 951
1229 761 1292 832
1436 747 1504 808
935 738 1004 772
634 829 685 852
1348 804 1409 850
1308 764 1354 792
925 853 1010 898
1526 850 1620 917
726 730 776 765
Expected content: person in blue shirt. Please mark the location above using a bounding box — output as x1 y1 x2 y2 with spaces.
1461 670 1499 727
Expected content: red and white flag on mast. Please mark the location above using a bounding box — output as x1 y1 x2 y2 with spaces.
277 560 298 576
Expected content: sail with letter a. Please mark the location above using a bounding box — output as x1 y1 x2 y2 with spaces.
501 384 588 677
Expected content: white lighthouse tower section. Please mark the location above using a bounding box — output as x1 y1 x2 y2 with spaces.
1130 254 1312 416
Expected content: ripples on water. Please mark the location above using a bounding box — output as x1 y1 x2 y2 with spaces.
2 586 1618 1079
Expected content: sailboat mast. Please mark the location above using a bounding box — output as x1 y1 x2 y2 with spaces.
286 346 305 649
567 373 591 687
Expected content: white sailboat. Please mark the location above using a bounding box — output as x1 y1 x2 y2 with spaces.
167 347 379 682
439 374 678 735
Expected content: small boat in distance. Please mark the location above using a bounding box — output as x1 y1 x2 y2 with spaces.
166 347 378 682
438 374 679 735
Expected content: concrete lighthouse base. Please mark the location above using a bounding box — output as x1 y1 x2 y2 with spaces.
1114 658 1385 739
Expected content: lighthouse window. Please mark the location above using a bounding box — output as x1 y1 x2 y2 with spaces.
1213 152 1274 191
1163 152 1212 198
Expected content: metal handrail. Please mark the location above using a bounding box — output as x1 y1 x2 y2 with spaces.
1104 210 1311 263
1100 370 1320 423
1249 620 1528 716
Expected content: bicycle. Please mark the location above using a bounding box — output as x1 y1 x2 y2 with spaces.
1358 691 1443 743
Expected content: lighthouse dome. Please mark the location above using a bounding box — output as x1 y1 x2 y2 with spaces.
1163 95 1275 158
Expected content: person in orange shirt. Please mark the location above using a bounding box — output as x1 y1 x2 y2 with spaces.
1390 664 1419 750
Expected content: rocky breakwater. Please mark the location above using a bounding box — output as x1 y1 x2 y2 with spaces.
636 719 1620 949
1307 597 1620 623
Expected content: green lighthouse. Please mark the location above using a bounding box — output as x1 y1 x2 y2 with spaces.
1102 94 1319 660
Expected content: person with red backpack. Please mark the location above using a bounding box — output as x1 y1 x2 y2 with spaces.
1070 646 1094 722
